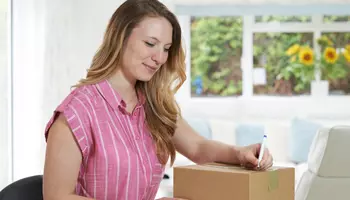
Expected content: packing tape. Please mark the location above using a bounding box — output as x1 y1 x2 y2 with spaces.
268 170 279 191
202 163 247 171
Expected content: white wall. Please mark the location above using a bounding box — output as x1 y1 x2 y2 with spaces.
12 0 124 182
0 0 9 190
12 0 46 182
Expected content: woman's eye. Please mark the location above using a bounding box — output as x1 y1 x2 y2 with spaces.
145 42 155 47
164 48 170 52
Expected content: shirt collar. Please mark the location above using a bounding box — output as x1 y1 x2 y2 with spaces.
95 79 145 111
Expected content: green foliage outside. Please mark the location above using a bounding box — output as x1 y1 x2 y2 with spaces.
191 15 350 96
191 17 243 96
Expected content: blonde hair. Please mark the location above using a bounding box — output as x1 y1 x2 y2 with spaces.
74 0 186 166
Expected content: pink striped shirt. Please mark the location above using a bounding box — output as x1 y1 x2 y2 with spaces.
45 79 165 200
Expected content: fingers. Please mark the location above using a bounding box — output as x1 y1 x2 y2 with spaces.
262 156 273 170
259 148 273 170
259 147 269 167
239 144 274 171
240 145 273 171
253 143 262 156
242 150 258 167
241 162 257 170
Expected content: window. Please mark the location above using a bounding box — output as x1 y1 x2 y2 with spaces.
190 16 243 97
183 14 350 98
252 16 315 96
320 33 350 95
253 32 314 95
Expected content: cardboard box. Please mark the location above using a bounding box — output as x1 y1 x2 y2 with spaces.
173 162 294 200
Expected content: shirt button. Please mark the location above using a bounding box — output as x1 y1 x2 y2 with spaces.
135 136 140 140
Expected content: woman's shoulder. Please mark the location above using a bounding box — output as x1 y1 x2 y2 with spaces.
57 84 99 112
44 84 98 155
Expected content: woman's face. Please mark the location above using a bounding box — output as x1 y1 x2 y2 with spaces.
121 16 173 82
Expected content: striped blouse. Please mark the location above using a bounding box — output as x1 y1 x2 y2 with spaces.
45 79 165 200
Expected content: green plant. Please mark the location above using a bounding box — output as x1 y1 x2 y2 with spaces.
191 17 243 96
281 35 350 92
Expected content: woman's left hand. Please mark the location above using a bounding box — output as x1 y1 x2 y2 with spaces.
236 143 273 171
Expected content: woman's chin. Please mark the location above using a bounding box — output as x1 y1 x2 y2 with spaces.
135 69 157 82
137 74 154 82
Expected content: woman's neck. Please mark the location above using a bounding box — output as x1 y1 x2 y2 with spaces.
108 69 137 103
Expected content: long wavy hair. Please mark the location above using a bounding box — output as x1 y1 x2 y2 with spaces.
74 0 186 166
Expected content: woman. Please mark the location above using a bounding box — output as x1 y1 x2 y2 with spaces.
42 0 273 200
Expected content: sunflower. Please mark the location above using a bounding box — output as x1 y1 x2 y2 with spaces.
346 44 350 52
323 47 338 64
317 35 333 46
286 44 300 56
290 55 296 63
344 49 350 63
298 46 314 66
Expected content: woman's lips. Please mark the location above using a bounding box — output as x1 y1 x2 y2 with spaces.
143 63 157 71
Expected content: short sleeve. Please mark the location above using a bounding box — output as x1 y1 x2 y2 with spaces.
44 92 92 160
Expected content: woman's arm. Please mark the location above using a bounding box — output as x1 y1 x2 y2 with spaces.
172 117 240 165
43 114 95 200
172 117 273 170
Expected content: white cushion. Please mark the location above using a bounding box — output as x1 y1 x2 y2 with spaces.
209 119 236 146
209 118 291 162
264 123 290 162
308 126 350 177
295 163 308 187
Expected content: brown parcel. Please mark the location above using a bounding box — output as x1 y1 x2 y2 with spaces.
173 163 294 200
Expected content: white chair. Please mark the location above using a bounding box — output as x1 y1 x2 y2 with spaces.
295 126 350 200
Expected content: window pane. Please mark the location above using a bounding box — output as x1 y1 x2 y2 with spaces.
253 32 313 96
319 32 350 95
255 16 311 23
323 15 350 23
190 16 243 97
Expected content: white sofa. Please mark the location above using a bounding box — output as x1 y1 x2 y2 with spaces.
156 117 350 198
296 126 350 200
